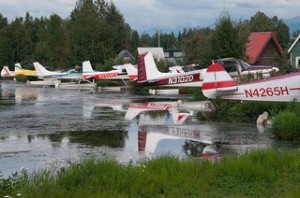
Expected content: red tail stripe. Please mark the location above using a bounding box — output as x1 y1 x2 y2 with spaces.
202 80 237 90
206 63 225 72
129 75 138 81
4 67 10 75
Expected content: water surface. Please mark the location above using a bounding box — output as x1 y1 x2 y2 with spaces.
0 81 296 178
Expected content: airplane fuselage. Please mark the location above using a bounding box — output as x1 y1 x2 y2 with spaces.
212 72 300 102
138 72 203 87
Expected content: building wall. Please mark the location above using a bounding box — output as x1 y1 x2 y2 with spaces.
290 41 300 69
256 40 283 67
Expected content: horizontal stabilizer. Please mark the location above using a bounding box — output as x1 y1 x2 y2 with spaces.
124 64 138 81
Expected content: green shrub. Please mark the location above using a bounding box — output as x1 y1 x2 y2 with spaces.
271 101 300 141
271 111 300 141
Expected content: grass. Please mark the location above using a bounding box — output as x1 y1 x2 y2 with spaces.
2 149 300 197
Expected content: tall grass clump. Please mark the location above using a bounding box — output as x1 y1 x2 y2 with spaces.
271 101 300 141
199 99 287 122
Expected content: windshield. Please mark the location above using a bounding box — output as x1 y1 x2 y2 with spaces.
238 59 251 70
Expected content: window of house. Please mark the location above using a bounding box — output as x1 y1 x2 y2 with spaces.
296 57 300 69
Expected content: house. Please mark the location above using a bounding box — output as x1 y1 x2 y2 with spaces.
246 32 285 67
288 34 300 69
114 50 135 64
164 48 183 64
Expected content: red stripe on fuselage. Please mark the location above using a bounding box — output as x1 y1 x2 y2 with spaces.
290 88 300 91
202 80 237 90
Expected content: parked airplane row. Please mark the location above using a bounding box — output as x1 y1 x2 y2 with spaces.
125 52 299 102
1 52 299 102
1 61 131 82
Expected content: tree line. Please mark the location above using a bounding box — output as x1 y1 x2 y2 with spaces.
0 0 296 71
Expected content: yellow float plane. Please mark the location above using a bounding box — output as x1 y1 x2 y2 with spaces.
14 63 37 76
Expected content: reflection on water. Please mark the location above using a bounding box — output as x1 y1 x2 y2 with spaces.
0 80 297 178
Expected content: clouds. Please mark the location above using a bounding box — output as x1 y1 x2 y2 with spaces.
0 0 75 20
112 0 300 33
0 0 299 33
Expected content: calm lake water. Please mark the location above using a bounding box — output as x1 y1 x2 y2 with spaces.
0 80 297 178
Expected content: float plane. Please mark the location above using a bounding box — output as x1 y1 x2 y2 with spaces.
135 52 207 87
123 64 193 82
82 61 129 81
202 63 300 102
33 62 83 81
14 63 37 76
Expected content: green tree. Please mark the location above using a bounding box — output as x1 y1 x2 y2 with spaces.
22 12 35 67
34 17 51 65
210 11 245 59
48 14 68 69
248 11 290 50
139 33 155 47
249 11 273 32
68 0 106 65
182 28 213 67
0 13 7 30
160 32 178 49
271 16 290 50
0 13 10 66
0 26 13 66
130 30 139 57
103 2 132 55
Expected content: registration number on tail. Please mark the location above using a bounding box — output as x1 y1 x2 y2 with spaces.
168 75 193 84
245 86 289 97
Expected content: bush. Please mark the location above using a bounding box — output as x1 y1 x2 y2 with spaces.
271 111 300 142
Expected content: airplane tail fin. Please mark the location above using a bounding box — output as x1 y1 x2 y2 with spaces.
137 52 164 83
33 62 55 77
202 63 238 99
14 63 23 72
124 64 138 81
1 66 14 77
169 108 193 125
82 61 94 73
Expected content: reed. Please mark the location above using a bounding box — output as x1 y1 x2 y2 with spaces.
1 150 300 197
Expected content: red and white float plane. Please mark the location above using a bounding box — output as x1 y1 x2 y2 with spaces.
202 63 300 102
123 64 190 82
82 61 129 80
135 52 207 87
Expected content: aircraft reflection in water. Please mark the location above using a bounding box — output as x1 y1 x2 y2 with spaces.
128 101 272 161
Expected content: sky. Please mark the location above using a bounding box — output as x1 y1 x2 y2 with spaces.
0 0 299 34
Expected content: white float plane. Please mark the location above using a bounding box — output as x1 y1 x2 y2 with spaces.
82 61 129 80
202 63 300 102
123 64 195 82
135 52 207 87
33 62 83 81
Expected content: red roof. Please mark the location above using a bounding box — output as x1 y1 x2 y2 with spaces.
246 32 285 64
